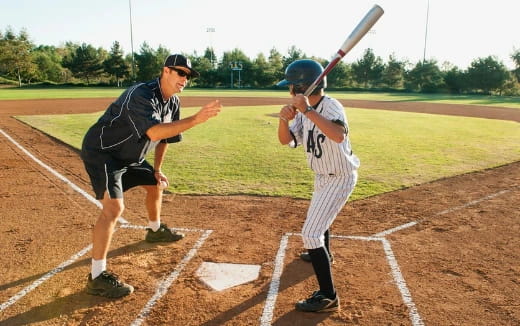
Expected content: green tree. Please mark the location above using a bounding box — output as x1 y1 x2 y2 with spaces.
326 61 351 88
268 48 285 86
155 45 170 67
134 43 170 81
219 48 251 88
62 43 105 84
282 46 306 72
351 48 384 88
190 51 216 88
405 59 444 92
443 67 467 94
381 54 405 88
134 42 157 81
0 27 37 86
203 47 217 69
103 41 130 86
511 48 520 83
31 45 66 82
250 53 269 88
466 56 510 94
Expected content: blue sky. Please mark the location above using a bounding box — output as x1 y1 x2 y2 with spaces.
1 0 519 69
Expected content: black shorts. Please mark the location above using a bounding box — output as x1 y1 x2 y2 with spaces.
82 155 158 200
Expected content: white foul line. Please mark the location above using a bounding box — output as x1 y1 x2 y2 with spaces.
0 128 101 209
0 244 92 312
0 128 213 326
260 187 514 325
374 188 513 238
131 230 213 326
381 239 424 326
259 234 289 326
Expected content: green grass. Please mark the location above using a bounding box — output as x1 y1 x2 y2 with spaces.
16 105 520 200
1 87 519 109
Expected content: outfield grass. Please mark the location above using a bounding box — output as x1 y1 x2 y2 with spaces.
1 87 519 109
16 105 520 200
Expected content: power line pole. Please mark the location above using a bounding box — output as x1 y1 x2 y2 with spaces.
423 0 430 64
129 0 136 81
206 27 216 68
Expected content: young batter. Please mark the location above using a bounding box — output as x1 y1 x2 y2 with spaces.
277 59 360 312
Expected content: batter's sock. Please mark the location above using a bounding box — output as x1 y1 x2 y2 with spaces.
308 247 336 299
91 258 106 279
148 220 161 232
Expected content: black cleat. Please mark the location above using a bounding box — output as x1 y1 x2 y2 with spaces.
86 271 134 298
295 291 340 312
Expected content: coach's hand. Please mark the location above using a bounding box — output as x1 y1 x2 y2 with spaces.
146 100 222 141
193 100 222 124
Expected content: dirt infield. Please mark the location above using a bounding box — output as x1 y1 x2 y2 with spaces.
0 97 519 326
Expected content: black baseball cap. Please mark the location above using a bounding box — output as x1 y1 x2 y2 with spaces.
164 54 200 78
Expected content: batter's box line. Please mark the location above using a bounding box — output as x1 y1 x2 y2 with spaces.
0 226 212 315
260 233 425 326
0 128 215 324
119 222 212 234
373 187 514 238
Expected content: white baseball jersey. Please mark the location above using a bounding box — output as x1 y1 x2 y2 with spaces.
288 95 360 249
288 96 360 176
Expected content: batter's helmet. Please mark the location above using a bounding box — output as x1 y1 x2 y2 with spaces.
276 59 327 92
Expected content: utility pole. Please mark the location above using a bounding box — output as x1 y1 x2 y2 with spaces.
129 0 136 81
206 27 216 68
423 0 430 64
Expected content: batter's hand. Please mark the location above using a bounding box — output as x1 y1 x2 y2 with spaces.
194 100 222 124
291 94 310 113
279 104 297 122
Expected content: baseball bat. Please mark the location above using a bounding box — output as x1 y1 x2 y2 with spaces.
304 4 384 96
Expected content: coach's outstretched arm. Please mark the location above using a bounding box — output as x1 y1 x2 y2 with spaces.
146 100 222 141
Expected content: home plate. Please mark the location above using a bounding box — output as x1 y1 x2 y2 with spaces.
196 262 261 291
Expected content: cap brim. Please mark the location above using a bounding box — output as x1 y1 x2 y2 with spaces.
169 65 200 78
276 80 290 87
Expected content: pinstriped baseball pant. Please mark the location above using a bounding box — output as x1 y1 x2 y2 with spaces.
302 171 357 249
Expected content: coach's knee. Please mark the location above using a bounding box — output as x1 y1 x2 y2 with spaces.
101 199 125 220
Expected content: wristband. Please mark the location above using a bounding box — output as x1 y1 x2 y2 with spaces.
304 106 313 114
279 116 288 122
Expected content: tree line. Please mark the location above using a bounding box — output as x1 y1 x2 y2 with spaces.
1 27 520 95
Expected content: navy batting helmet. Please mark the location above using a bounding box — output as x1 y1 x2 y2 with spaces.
276 59 326 92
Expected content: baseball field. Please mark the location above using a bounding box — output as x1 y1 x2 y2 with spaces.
0 90 519 325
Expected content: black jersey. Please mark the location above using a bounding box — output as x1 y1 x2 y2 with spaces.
81 78 181 164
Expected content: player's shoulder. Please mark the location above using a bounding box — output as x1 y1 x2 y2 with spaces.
117 81 153 102
323 95 342 105
137 79 160 100
321 96 344 111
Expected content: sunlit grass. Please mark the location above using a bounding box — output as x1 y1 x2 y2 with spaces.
17 105 520 199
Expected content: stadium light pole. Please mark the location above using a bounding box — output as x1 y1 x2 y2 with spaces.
423 0 430 64
206 27 216 68
129 0 136 81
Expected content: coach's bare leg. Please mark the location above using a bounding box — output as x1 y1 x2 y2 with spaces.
143 185 162 223
92 193 125 260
